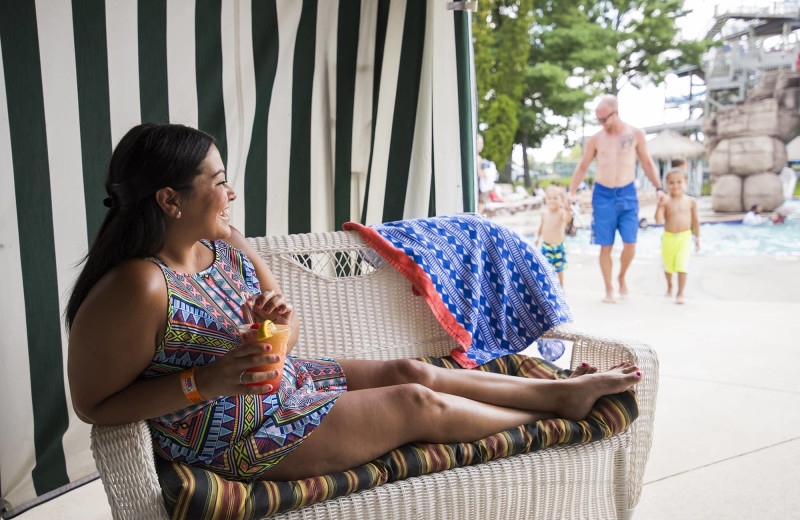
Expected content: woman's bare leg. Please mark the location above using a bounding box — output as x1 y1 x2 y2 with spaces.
338 358 641 421
259 383 549 481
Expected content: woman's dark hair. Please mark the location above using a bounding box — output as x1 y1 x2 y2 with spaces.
66 123 215 329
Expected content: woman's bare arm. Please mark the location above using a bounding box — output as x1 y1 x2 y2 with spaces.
225 227 300 351
68 260 278 425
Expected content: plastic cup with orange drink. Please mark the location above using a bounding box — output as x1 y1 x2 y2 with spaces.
238 320 291 394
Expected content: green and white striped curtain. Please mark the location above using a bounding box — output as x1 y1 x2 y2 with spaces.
0 0 476 515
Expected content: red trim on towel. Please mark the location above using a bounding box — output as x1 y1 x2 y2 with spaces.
343 222 475 366
449 349 478 368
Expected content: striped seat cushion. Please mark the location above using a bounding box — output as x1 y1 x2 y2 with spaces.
155 355 638 519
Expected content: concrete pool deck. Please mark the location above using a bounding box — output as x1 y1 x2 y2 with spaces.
505 196 800 519
548 250 800 519
13 197 800 520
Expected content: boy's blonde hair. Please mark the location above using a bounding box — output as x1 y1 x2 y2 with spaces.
665 168 687 181
545 184 565 199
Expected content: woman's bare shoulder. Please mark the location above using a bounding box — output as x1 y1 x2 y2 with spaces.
103 258 165 293
79 258 167 321
69 259 166 360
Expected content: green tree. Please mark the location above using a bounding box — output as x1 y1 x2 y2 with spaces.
515 3 606 187
531 2 617 86
585 0 711 94
518 0 711 185
473 0 533 171
474 1 710 187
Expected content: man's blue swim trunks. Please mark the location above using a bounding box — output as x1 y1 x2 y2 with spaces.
591 181 639 246
541 242 566 272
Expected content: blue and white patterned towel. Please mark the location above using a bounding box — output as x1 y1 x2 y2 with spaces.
344 215 572 367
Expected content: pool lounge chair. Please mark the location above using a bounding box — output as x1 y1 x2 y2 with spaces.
90 230 658 520
483 184 543 216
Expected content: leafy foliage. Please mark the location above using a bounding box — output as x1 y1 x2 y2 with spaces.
473 0 533 167
473 0 711 186
580 0 712 94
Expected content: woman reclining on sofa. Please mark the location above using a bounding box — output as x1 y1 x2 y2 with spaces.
66 123 642 483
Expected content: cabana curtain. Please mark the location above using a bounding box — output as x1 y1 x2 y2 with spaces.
0 0 476 515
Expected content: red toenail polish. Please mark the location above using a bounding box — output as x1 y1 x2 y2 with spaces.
581 362 588 367
636 371 641 376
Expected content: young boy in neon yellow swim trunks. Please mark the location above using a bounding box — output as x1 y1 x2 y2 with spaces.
535 185 572 288
655 169 700 304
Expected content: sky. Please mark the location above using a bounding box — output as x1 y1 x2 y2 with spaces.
527 1 727 163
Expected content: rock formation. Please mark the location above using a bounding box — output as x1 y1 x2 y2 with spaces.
703 71 800 212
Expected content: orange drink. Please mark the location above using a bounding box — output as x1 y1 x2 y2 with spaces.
238 322 291 394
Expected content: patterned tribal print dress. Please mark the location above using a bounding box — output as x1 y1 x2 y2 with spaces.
142 240 347 480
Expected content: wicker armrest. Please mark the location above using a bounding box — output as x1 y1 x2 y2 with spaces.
91 422 168 520
543 323 660 511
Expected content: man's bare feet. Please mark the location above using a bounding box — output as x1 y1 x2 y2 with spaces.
618 277 629 298
676 294 685 305
554 363 642 421
603 292 616 304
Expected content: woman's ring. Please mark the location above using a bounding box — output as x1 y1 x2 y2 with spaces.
239 371 246 385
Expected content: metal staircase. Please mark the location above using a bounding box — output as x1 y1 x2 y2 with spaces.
702 2 800 114
704 3 800 41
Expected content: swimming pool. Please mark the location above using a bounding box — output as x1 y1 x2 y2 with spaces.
560 199 800 258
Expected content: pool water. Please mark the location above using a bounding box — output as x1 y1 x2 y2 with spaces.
561 199 800 258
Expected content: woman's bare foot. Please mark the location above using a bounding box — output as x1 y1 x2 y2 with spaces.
603 292 616 304
568 363 598 378
553 364 642 421
665 288 673 297
676 294 685 305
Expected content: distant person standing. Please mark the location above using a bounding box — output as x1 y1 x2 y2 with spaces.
655 169 699 305
568 95 663 303
535 185 572 288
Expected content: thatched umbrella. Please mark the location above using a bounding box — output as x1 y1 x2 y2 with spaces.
646 130 705 160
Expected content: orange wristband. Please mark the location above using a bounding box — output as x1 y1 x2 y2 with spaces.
180 368 205 404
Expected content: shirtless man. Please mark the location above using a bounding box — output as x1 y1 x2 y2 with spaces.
568 95 663 303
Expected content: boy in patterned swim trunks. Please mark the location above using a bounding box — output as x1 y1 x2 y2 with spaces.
655 169 700 304
535 185 571 287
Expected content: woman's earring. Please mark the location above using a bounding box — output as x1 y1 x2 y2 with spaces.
176 210 182 219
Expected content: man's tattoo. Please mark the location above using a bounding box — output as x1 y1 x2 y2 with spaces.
620 134 634 149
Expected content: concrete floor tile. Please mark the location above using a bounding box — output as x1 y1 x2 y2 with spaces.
642 376 800 483
14 479 110 520
635 438 800 520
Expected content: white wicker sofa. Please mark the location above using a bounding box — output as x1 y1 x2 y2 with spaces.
90 230 659 520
